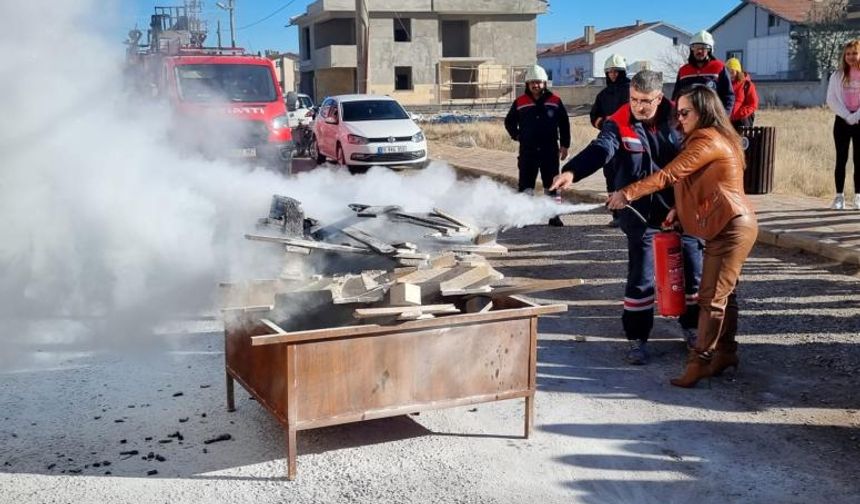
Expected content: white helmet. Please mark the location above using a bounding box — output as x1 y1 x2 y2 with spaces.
524 64 549 82
690 30 715 48
604 54 627 71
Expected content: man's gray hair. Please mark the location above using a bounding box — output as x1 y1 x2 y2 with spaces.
631 70 664 94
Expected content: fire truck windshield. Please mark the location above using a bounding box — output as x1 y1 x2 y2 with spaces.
174 64 277 103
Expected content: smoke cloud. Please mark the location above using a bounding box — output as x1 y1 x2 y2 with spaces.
0 1 595 370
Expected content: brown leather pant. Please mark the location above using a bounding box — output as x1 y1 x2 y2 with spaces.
694 213 758 354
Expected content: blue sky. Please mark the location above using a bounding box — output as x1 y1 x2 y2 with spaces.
121 1 741 54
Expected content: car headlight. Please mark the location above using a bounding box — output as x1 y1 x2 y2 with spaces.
272 115 289 130
347 134 368 145
412 131 425 142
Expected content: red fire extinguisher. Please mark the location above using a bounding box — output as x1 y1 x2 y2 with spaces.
653 229 687 317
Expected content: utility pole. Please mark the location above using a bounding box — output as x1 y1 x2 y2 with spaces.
216 19 222 48
216 0 236 48
355 0 369 93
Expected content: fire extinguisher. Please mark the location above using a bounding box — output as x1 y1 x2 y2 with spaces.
652 229 686 317
622 204 687 317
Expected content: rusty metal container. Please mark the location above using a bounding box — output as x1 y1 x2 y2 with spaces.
221 284 565 480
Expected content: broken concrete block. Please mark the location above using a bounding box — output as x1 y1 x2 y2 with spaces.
390 283 421 306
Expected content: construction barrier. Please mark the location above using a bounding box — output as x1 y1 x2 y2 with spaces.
739 126 776 195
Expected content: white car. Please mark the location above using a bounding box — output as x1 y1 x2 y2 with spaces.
285 91 315 127
311 94 428 174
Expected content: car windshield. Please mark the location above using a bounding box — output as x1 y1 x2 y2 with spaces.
341 100 409 121
297 96 314 109
175 64 277 103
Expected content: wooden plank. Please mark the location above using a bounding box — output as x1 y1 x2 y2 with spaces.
390 282 421 306
250 303 568 346
431 207 475 230
351 204 402 217
395 267 453 285
488 278 584 297
440 265 490 291
352 304 460 319
245 234 372 254
449 243 508 255
340 226 397 254
428 252 457 268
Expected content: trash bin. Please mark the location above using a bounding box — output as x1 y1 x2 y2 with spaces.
739 126 776 195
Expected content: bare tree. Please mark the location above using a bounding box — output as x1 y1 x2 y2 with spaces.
791 0 860 78
655 44 689 77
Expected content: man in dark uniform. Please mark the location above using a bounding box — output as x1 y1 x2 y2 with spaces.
505 64 571 226
672 30 735 115
590 53 630 227
550 70 703 364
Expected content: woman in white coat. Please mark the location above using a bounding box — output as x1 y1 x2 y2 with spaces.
826 39 860 210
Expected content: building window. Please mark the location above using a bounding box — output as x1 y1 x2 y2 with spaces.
726 50 743 65
546 69 553 81
394 18 411 42
395 66 412 90
301 27 311 59
672 36 679 46
768 14 779 27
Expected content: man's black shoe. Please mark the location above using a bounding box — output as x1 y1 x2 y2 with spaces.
548 216 564 227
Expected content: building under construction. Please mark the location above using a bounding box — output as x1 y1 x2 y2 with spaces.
289 0 548 106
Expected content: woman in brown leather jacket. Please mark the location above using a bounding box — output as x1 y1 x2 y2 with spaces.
606 85 758 388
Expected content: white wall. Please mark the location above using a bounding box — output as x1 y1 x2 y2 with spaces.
592 28 688 82
747 34 790 78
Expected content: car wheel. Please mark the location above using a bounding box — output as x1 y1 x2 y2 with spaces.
348 165 370 175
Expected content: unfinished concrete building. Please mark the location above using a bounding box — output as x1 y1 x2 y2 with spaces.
290 0 548 105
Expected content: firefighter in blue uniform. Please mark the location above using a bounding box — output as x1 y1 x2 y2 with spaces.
550 70 703 365
672 30 735 115
505 64 571 226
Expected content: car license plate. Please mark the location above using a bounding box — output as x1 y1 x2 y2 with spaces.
377 145 406 154
232 147 257 158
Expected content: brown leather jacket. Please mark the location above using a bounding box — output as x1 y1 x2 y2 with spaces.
620 128 755 240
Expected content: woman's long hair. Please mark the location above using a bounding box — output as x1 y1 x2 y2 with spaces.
677 85 744 162
841 39 860 83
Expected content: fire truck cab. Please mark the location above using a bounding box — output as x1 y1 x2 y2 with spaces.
126 4 293 172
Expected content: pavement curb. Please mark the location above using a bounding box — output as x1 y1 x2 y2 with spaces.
442 158 860 267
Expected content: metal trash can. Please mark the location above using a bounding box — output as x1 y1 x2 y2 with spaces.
739 126 776 195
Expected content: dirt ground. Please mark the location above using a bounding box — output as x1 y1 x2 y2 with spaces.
1 208 858 504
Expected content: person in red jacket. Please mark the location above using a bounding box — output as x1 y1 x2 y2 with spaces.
726 57 759 129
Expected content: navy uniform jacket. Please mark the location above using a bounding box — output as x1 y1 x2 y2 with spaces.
504 89 571 152
562 98 681 231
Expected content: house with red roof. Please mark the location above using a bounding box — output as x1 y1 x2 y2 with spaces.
537 21 691 85
710 0 859 80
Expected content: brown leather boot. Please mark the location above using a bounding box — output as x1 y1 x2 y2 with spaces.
709 341 739 377
670 351 713 388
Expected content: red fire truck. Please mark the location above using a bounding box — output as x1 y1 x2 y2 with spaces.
125 3 293 172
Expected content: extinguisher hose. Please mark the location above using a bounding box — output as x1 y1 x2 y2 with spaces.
622 204 648 224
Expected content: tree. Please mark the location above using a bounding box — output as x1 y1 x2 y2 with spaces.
791 0 860 79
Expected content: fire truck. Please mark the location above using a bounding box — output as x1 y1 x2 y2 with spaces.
125 2 293 172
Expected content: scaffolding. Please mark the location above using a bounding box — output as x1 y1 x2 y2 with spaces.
436 61 532 111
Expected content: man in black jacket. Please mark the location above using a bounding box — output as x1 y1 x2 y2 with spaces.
590 53 630 227
505 64 571 226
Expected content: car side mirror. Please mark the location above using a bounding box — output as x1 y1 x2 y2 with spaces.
325 114 338 124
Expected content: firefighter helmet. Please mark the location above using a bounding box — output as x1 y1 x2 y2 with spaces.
690 30 715 48
604 54 627 71
524 64 549 82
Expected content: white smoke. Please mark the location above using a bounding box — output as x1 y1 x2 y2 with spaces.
0 1 595 370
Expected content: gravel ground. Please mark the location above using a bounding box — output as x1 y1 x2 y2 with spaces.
1 208 858 504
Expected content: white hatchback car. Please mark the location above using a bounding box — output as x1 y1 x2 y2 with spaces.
311 94 428 174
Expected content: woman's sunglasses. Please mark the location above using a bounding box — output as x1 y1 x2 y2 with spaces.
676 108 693 119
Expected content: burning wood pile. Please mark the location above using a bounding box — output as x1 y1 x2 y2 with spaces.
224 196 580 327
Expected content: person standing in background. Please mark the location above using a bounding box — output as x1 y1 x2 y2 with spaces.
826 39 860 210
505 64 571 226
726 57 758 129
590 53 630 227
672 30 735 115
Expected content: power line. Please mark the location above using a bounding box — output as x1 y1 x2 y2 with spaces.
238 0 298 30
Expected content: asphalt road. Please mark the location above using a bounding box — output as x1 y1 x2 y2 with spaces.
1 206 858 504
